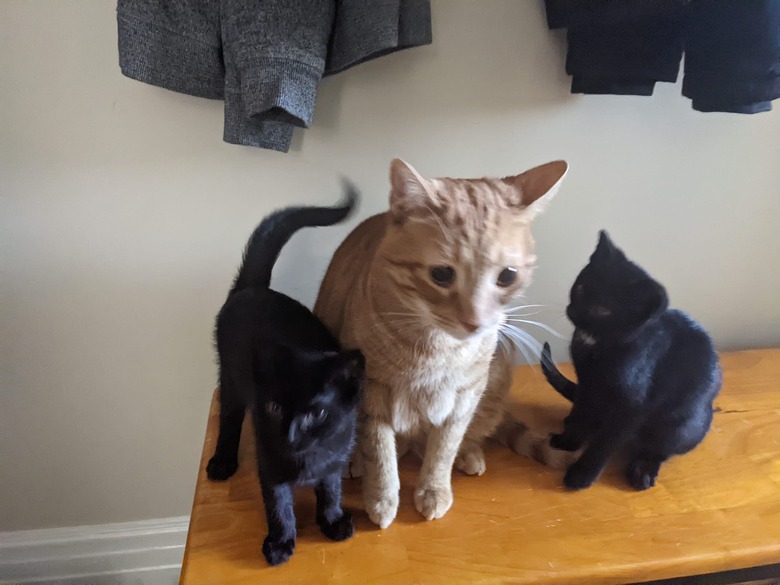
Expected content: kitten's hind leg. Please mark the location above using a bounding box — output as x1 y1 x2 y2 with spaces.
206 379 245 481
260 480 296 566
625 456 665 491
315 473 354 542
563 427 623 490
550 403 590 452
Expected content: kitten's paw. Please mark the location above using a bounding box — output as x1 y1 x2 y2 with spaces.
626 460 659 491
414 484 453 520
206 455 238 481
365 493 399 529
455 445 486 476
549 433 581 452
262 535 295 566
319 511 354 541
563 465 598 491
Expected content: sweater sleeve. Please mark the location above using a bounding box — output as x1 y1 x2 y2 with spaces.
325 0 432 76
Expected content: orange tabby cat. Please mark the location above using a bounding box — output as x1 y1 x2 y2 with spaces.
314 159 569 528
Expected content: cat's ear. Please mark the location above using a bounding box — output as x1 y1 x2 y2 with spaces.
389 159 435 221
504 160 568 221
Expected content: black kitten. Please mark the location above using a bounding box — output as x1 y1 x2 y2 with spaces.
540 230 721 491
207 184 365 566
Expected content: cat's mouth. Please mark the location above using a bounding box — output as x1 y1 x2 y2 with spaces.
445 320 492 340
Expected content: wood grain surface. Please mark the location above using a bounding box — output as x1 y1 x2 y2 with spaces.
180 349 780 585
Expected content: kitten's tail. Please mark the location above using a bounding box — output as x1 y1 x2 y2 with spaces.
540 342 577 402
494 416 577 470
232 180 359 291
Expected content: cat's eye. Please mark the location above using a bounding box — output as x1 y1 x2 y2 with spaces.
497 267 518 288
590 305 612 317
265 401 281 415
430 265 455 288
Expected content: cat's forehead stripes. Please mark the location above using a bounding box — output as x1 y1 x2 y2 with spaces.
429 177 520 238
382 256 425 271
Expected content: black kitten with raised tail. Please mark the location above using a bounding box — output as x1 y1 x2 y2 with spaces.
207 184 365 566
540 230 721 491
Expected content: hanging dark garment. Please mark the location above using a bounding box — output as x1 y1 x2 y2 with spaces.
546 0 780 113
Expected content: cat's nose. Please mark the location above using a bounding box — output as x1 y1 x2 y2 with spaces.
460 320 480 333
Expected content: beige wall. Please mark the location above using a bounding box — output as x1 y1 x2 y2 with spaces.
2 1 778 531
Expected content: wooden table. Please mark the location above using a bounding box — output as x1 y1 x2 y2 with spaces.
180 349 780 585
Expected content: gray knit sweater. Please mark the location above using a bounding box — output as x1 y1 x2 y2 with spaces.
117 0 432 152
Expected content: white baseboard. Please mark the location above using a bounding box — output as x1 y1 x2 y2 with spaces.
0 516 189 585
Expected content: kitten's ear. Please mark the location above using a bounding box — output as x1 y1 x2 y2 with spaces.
389 159 435 221
504 160 568 221
637 281 669 323
326 349 365 401
591 230 625 263
598 230 614 250
593 230 613 260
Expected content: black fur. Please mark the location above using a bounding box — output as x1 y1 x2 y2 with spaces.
541 231 722 491
207 183 365 566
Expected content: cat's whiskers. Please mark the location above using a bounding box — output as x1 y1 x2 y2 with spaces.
503 318 567 339
504 303 550 318
506 303 547 312
499 332 538 375
498 322 545 376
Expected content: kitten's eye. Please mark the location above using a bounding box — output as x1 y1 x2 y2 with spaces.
265 401 281 415
315 409 327 422
429 265 455 288
590 305 611 317
497 267 518 288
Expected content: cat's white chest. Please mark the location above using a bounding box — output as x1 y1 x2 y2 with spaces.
389 339 489 433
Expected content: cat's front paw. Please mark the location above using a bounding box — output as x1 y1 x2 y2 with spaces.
206 455 238 481
549 433 581 452
319 511 354 541
414 484 453 520
563 464 598 490
626 460 659 491
455 444 486 476
262 535 295 566
364 492 399 529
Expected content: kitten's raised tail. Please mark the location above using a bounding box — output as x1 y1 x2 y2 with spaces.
540 342 577 402
233 180 359 291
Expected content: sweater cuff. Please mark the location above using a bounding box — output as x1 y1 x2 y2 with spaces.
223 89 295 152
238 59 322 128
